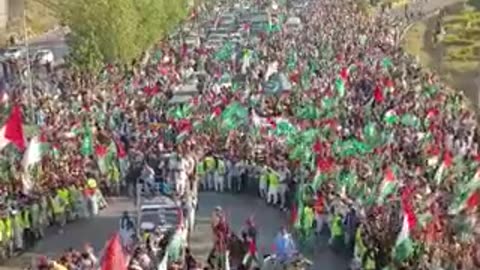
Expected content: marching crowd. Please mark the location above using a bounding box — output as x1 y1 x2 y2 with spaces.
0 0 479 269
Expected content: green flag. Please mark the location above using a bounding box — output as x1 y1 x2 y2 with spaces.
335 78 345 97
81 124 93 156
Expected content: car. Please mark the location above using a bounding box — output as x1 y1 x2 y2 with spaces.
4 47 27 60
34 49 55 65
139 196 180 234
285 17 303 32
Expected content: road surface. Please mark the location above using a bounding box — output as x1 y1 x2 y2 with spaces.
192 192 349 269
29 28 69 63
3 192 348 269
2 197 134 269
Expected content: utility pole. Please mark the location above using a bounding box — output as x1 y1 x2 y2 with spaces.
136 179 141 238
23 6 34 121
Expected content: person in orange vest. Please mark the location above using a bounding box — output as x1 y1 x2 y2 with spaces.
314 190 327 235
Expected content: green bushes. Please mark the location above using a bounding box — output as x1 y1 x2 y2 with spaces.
54 0 189 73
441 9 480 69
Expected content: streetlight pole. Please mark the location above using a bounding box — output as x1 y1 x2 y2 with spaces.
23 7 34 121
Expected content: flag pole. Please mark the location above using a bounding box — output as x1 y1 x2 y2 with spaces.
23 6 34 122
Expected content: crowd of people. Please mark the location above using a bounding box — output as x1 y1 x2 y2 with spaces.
0 0 480 269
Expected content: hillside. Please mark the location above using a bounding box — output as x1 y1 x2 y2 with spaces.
0 0 58 46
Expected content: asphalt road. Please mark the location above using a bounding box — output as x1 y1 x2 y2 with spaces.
193 192 349 270
2 197 134 269
2 192 349 269
29 28 69 62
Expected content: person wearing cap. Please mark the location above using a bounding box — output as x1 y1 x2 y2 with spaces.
84 177 98 217
204 154 216 190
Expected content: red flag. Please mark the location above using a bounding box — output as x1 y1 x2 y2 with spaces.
95 144 108 157
0 105 25 151
114 139 127 159
467 190 480 210
316 157 335 172
339 67 348 80
313 140 322 154
101 233 127 270
374 85 384 103
443 151 453 167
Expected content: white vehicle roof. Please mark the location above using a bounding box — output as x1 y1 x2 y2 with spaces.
169 95 194 104
139 195 180 232
285 17 301 25
141 195 178 207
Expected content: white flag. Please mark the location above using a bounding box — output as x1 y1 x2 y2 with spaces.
21 136 43 195
22 136 42 169
158 251 168 270
225 250 230 270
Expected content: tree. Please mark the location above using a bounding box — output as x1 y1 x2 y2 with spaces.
54 0 189 71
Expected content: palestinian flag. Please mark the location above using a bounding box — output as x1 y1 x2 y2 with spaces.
394 205 416 262
434 151 453 185
22 134 48 169
426 144 441 167
175 119 192 143
63 123 82 138
251 110 277 133
384 78 394 93
95 144 109 174
209 106 222 121
449 170 480 214
377 167 397 204
384 109 398 125
114 138 128 177
21 133 48 194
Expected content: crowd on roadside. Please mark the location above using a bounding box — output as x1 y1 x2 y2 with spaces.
0 0 479 269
